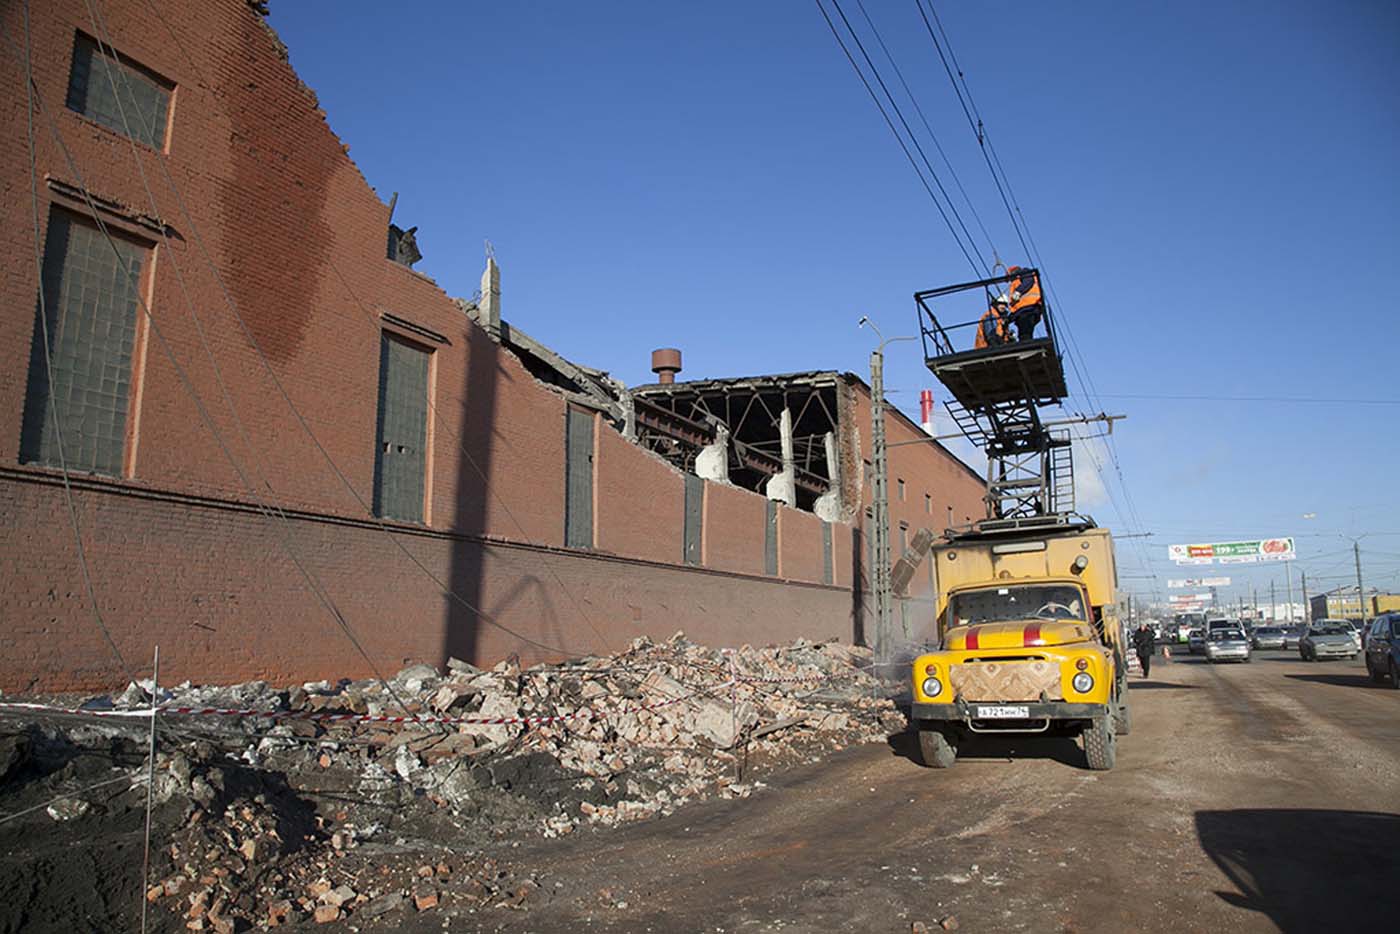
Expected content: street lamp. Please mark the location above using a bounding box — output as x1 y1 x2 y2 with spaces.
858 316 917 665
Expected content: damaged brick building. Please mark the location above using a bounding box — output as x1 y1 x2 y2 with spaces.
0 0 984 691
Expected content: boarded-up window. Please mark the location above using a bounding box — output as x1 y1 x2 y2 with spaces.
683 474 703 566
20 210 145 476
66 35 172 149
565 408 594 548
764 500 779 576
822 521 833 585
373 334 429 522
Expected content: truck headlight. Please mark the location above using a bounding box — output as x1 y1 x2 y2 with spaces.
1071 672 1094 693
921 677 943 698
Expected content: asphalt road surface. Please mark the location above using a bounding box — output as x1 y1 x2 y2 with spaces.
446 650 1399 934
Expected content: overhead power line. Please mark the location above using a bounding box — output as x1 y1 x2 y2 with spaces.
813 0 988 277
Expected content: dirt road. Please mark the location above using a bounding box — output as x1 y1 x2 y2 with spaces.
443 650 1399 933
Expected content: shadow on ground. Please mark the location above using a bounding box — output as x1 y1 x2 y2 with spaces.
1127 680 1199 690
887 729 1086 769
1195 809 1400 933
1284 673 1392 690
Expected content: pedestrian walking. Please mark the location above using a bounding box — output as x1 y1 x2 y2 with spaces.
1132 621 1155 678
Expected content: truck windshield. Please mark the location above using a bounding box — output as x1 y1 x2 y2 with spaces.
947 584 1087 626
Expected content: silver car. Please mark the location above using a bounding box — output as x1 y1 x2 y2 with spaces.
1206 628 1252 663
1251 626 1286 650
1300 623 1358 661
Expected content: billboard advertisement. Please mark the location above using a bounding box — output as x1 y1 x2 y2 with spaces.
1168 538 1295 565
1168 577 1231 588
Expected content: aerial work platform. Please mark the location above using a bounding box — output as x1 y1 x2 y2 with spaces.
915 271 1068 409
915 269 1075 521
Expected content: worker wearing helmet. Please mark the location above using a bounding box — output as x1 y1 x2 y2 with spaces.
1006 266 1044 342
974 293 1010 349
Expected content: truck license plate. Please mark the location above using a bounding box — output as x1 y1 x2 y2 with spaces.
976 705 1029 719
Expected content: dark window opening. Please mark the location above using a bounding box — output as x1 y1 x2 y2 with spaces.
66 34 173 149
764 500 779 576
21 209 145 476
565 408 595 548
373 334 429 522
683 474 703 566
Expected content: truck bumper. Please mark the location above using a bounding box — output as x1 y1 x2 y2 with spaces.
911 701 1110 723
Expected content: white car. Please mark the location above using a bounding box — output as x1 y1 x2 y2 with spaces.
1205 628 1252 663
1310 618 1362 653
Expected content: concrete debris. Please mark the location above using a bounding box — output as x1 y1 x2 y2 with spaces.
2 634 898 929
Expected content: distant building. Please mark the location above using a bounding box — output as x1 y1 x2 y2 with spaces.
0 0 982 690
1310 589 1400 623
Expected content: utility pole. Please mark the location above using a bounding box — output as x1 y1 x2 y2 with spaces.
1300 571 1309 625
859 317 915 666
870 342 891 662
1354 541 1367 624
1285 561 1295 624
1270 581 1276 622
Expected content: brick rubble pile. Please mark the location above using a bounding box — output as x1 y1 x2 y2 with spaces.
3 634 904 929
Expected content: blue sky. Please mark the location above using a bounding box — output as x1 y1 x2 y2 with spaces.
270 1 1400 608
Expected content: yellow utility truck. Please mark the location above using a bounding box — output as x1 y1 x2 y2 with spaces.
910 520 1127 770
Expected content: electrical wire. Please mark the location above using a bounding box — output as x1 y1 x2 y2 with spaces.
853 0 998 261
813 0 986 277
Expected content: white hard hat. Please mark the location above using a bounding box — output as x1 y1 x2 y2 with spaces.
994 292 1011 305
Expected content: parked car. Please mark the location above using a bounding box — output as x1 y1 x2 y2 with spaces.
1251 626 1286 650
1364 614 1400 688
1205 628 1251 663
1187 628 1206 654
1300 622 1358 661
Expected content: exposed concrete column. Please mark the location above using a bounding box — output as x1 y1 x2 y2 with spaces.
764 408 796 506
618 390 637 442
813 431 843 522
696 424 730 484
480 257 501 338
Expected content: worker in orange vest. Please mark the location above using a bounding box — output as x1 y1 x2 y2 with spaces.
974 293 1010 349
1006 266 1044 341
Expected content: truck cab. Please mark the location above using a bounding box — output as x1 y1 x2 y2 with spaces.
910 522 1127 770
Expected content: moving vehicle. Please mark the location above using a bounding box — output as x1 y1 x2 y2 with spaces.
1206 617 1239 635
1300 622 1358 661
1205 628 1251 663
1282 626 1305 650
1251 626 1286 650
1187 628 1206 654
1363 613 1400 688
910 522 1126 771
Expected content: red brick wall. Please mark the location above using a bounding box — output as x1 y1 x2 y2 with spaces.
0 471 855 691
0 1 981 690
779 506 825 584
847 381 986 537
595 423 684 564
702 481 765 576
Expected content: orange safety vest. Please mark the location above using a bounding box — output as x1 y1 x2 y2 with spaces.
1007 266 1042 314
974 304 1007 348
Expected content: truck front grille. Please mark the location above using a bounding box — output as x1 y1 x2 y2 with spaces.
950 658 1063 702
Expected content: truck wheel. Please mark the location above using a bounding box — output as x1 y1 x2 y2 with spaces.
1390 660 1400 691
1366 658 1384 683
1083 717 1116 771
1114 703 1132 736
916 728 957 768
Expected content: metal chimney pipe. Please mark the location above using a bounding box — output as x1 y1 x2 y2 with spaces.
651 348 682 384
920 388 935 435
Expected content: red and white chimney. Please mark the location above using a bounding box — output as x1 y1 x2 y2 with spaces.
920 389 935 436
